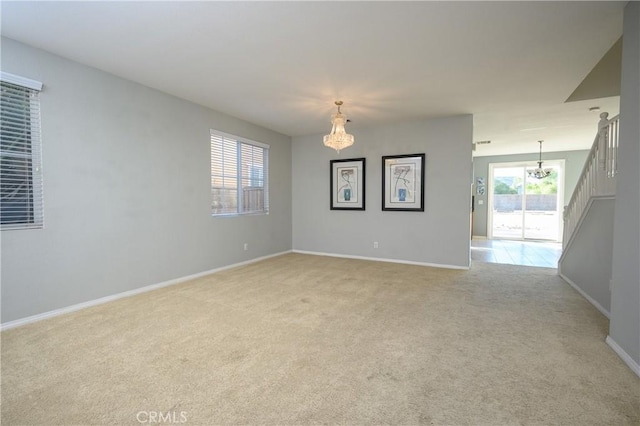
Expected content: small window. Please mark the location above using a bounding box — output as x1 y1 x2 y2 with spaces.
210 130 269 216
1 73 44 230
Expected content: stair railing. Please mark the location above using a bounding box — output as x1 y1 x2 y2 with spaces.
563 112 619 248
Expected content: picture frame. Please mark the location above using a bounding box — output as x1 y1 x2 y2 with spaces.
476 177 486 195
330 158 366 210
382 153 425 211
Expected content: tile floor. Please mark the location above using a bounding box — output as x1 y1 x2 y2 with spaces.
471 239 562 268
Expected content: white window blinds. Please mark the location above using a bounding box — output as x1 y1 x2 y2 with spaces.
1 76 44 230
211 130 269 216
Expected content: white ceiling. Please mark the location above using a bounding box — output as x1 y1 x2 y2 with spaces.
0 1 624 156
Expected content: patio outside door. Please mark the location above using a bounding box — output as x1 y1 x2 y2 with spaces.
488 160 564 241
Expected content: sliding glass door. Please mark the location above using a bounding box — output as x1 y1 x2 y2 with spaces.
489 161 564 241
491 166 524 239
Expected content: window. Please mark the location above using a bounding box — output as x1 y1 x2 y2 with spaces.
211 130 269 216
0 73 43 230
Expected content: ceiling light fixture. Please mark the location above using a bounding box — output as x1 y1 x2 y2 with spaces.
527 140 552 179
323 101 354 153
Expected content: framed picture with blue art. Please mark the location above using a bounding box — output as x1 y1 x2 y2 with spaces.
330 158 366 210
382 153 425 211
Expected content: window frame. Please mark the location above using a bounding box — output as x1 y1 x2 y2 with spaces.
0 72 44 231
210 129 269 217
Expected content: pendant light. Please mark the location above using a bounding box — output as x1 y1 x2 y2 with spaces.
323 101 354 153
527 140 552 179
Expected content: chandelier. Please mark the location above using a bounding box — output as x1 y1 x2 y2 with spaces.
527 140 552 179
323 101 354 153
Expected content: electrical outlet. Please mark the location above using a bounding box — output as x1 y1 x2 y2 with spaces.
243 243 248 251
373 241 379 249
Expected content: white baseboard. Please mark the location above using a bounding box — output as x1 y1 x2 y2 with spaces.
558 272 610 319
292 249 469 270
606 336 640 377
472 235 487 240
1 250 292 331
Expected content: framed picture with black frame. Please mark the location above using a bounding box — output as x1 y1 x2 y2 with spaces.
382 153 425 211
330 158 366 210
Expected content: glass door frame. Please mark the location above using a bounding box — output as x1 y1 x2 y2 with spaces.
487 159 565 242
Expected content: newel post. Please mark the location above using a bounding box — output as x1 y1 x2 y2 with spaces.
597 112 609 170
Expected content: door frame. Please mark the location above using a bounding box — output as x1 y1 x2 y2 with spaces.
487 159 565 242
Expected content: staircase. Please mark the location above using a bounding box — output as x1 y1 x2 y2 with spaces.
562 112 619 247
558 112 619 317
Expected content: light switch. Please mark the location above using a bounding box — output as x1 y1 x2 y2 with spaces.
478 200 484 205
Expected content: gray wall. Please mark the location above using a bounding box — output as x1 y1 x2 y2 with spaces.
559 198 615 315
292 115 473 268
609 1 640 367
0 38 292 323
472 150 590 238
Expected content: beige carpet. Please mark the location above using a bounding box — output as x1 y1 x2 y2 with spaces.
1 253 638 425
